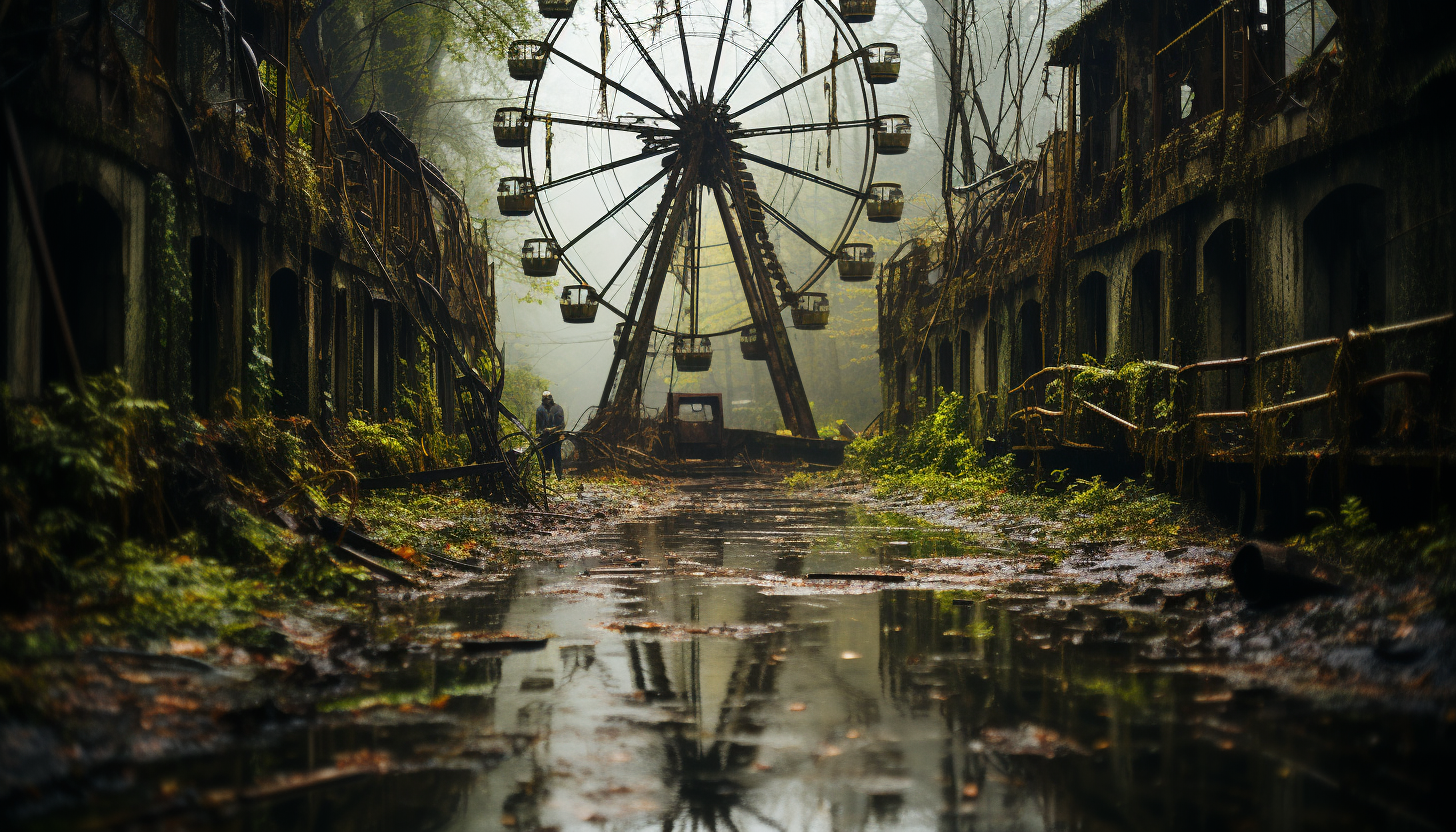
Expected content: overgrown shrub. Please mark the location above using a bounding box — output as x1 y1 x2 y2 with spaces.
1291 497 1456 614
837 393 1193 546
843 394 1017 503
0 376 372 660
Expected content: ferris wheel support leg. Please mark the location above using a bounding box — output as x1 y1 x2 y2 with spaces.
710 184 817 439
597 184 674 412
608 154 701 423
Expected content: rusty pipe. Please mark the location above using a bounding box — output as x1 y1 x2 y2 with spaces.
1230 541 1346 606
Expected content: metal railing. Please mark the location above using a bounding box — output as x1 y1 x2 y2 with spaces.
998 313 1453 460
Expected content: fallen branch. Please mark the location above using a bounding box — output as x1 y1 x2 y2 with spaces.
357 461 509 491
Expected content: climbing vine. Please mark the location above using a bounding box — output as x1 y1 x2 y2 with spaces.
145 174 191 410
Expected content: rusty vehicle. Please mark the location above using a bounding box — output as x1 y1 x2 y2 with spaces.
667 393 725 459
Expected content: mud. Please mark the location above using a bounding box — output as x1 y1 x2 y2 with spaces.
3 478 1454 831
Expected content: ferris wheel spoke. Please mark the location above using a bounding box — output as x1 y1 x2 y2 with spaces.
558 164 673 254
673 0 696 103
535 113 677 137
736 149 865 198
717 0 804 105
730 117 875 138
603 0 688 114
548 48 676 120
728 48 866 119
756 198 836 259
534 148 673 193
600 182 674 296
704 0 734 101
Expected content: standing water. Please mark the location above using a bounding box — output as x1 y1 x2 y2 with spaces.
19 482 1452 830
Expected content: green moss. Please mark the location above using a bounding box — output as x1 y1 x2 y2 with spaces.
146 174 192 410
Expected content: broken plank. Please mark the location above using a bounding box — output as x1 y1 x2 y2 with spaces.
316 516 425 586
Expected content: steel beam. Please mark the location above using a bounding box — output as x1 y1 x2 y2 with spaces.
608 153 701 417
710 182 816 437
598 168 681 411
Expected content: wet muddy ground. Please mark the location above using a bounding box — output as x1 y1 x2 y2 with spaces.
5 479 1455 830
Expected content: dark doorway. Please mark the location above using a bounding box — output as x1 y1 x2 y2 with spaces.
937 338 953 396
332 288 349 416
958 329 971 396
1076 272 1108 362
1304 186 1385 337
190 237 235 416
269 269 307 415
1203 220 1249 410
1018 300 1043 384
984 320 1000 393
371 299 395 417
41 184 124 383
1130 253 1162 361
896 361 909 425
1304 185 1386 437
918 345 932 410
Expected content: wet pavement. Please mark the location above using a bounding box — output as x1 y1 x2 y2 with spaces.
10 481 1455 830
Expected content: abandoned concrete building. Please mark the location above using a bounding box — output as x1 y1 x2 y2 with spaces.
878 1 1456 527
2 0 498 429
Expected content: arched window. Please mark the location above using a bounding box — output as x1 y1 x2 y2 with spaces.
41 184 124 382
1076 272 1108 362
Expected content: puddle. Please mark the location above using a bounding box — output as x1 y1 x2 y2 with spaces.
10 482 1452 830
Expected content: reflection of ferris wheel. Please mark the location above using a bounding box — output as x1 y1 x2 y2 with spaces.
493 0 910 436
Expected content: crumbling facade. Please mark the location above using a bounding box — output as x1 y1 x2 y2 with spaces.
880 1 1456 527
2 0 498 431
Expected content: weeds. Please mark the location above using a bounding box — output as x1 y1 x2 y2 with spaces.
1291 497 1456 614
831 394 1199 547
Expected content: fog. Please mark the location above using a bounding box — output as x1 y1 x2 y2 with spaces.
454 0 1076 432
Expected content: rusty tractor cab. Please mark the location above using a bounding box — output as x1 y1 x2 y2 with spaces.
667 393 725 459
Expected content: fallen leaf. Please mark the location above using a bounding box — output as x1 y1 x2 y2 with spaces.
169 639 206 656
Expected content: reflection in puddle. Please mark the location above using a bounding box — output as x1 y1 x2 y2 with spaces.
20 483 1451 831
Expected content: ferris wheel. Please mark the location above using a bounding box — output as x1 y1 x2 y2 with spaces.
493 0 910 437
